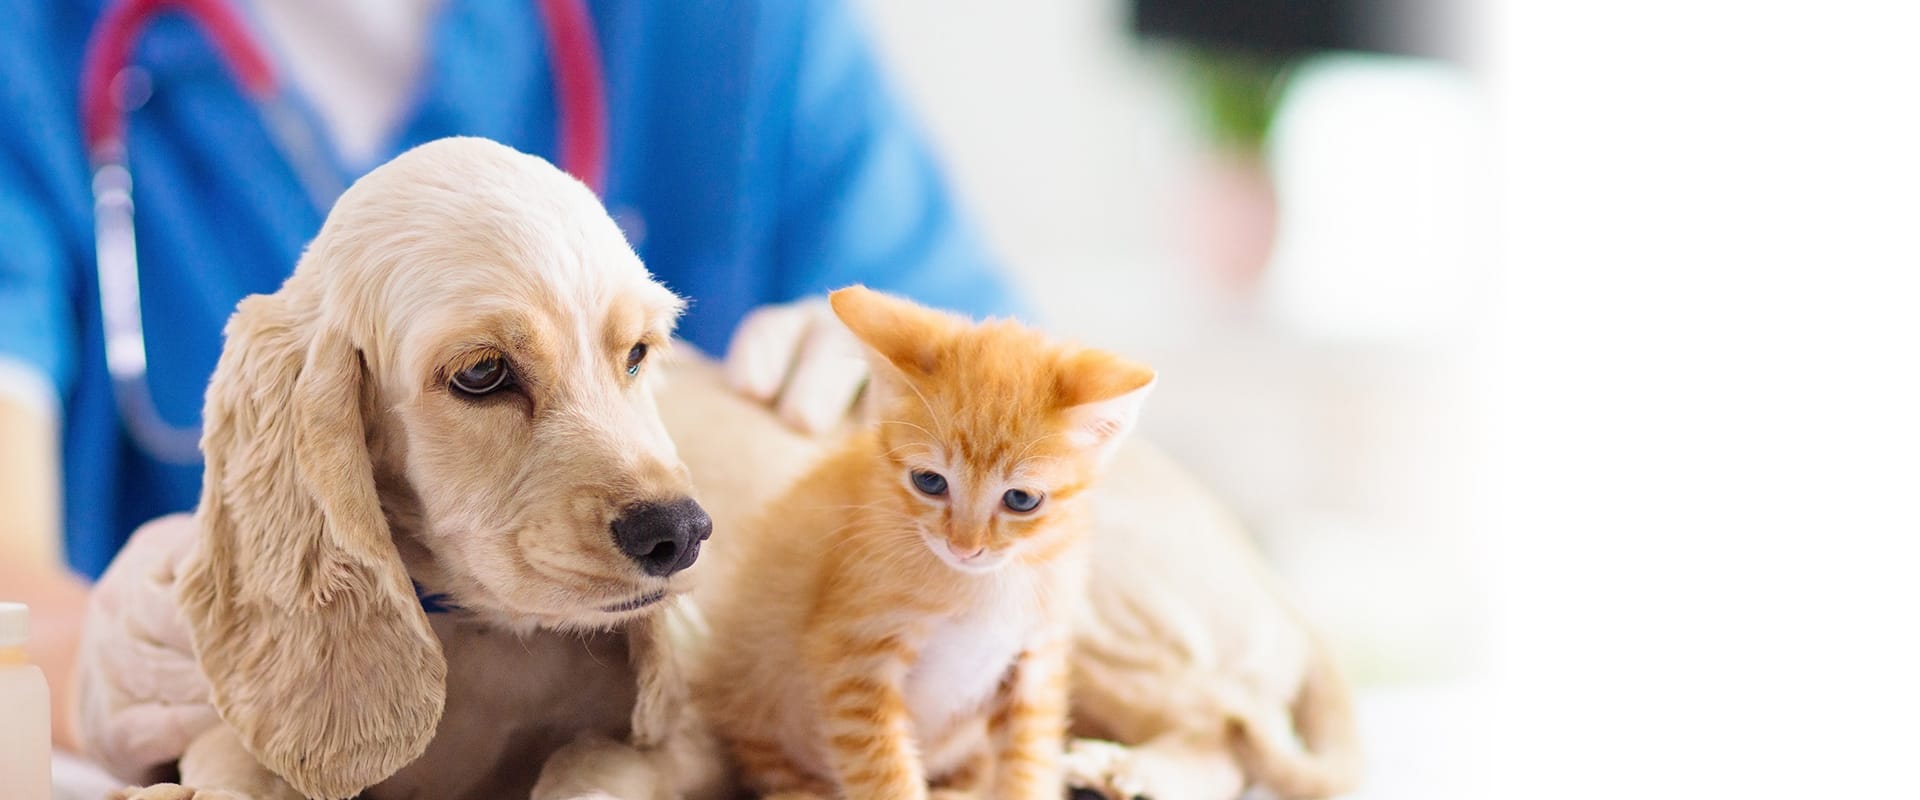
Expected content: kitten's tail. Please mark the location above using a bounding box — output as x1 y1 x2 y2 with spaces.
1228 635 1363 798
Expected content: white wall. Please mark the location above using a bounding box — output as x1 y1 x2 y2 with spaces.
855 0 1491 685
858 2 1920 796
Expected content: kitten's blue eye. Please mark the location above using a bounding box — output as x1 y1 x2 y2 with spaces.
625 343 648 376
1002 489 1043 513
911 470 948 496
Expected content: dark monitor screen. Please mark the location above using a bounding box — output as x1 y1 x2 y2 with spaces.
1133 0 1465 61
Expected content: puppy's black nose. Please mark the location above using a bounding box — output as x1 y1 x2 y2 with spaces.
611 497 712 576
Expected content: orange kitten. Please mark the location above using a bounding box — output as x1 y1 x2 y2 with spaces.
695 286 1155 800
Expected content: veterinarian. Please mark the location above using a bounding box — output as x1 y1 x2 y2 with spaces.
0 0 1022 753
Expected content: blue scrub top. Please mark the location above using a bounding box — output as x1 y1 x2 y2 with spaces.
0 0 1024 578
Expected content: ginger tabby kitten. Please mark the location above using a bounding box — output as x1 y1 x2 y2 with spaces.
695 286 1155 800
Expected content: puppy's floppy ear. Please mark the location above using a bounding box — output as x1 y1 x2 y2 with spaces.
178 289 446 800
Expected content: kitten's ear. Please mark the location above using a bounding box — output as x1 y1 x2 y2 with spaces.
1057 350 1157 463
857 352 912 422
829 285 960 376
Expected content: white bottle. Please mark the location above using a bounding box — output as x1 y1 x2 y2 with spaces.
0 602 53 800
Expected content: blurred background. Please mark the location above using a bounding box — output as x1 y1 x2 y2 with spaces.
851 1 1920 797
24 0 1920 797
851 2 1487 796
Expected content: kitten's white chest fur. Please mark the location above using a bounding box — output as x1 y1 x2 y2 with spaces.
906 577 1040 737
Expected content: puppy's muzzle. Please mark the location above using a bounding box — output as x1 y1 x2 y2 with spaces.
611 497 712 576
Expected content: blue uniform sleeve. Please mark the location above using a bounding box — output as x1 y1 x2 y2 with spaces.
0 154 81 403
770 0 1028 321
0 2 89 404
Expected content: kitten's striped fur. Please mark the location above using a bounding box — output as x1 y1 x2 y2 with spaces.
695 287 1154 799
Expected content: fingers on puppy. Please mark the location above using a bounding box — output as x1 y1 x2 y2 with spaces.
724 298 869 435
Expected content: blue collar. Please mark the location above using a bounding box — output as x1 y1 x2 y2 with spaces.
412 580 464 615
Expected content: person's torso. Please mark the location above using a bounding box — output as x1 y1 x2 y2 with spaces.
47 0 806 574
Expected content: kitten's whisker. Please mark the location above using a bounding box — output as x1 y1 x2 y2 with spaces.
1011 432 1067 466
881 442 936 459
1010 458 1064 482
877 419 947 458
820 513 922 558
802 500 893 514
878 418 937 438
894 378 950 440
815 517 893 554
861 536 930 577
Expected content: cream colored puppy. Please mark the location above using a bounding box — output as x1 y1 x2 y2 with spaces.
92 355 1358 799
84 135 1357 798
118 137 720 800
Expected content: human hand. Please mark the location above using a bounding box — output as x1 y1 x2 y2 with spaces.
74 514 219 783
723 298 869 435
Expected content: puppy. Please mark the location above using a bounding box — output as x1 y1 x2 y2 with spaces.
1059 444 1362 800
123 138 719 800
656 359 1362 799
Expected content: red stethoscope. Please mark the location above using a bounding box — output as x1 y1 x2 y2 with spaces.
80 0 609 463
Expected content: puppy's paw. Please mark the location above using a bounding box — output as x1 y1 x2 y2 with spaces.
112 785 250 800
1062 739 1151 800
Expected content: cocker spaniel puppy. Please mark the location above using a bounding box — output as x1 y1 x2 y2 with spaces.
122 137 720 800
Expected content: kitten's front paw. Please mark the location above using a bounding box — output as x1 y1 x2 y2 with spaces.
1062 739 1150 800
112 785 250 800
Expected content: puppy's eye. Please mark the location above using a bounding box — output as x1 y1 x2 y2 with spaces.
910 470 948 497
450 356 512 396
1002 489 1043 513
626 342 648 376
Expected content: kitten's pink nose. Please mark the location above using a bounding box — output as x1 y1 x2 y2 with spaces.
948 542 987 561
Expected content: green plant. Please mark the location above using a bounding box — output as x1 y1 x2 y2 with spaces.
1185 52 1291 154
